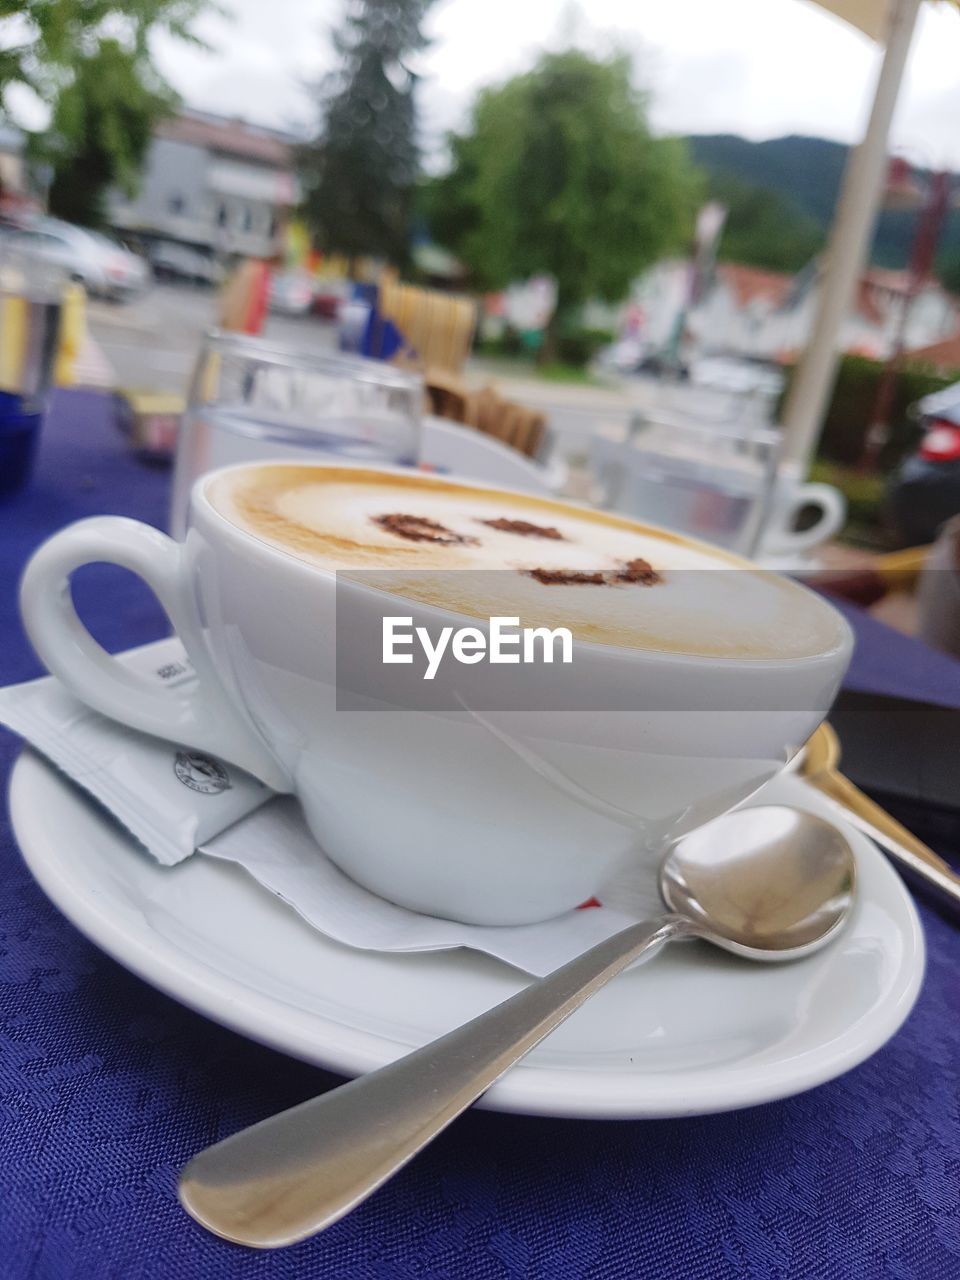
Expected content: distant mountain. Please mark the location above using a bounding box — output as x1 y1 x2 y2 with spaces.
687 133 960 272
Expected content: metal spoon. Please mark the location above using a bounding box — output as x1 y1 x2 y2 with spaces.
801 722 960 910
179 804 855 1249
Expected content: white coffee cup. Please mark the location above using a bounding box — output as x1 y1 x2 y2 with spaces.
19 462 852 925
757 466 847 560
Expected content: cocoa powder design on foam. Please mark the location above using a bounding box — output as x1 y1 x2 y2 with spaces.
375 512 663 587
480 518 565 540
614 558 662 585
527 568 607 586
528 559 663 587
373 514 478 545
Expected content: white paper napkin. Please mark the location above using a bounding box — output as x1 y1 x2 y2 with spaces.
203 797 663 975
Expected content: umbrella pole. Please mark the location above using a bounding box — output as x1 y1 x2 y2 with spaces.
779 0 923 472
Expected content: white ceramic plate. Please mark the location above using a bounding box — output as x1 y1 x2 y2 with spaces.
10 752 924 1119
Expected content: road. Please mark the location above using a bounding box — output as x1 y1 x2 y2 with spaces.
86 283 639 464
87 283 339 396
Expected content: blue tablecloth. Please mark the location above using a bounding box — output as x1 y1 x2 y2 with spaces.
2 393 960 1279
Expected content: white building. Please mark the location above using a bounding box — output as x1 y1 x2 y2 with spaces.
633 259 960 365
0 124 44 220
109 110 300 260
0 125 26 199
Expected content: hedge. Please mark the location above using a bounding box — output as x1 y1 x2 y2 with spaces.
476 325 615 369
556 327 616 368
778 354 958 470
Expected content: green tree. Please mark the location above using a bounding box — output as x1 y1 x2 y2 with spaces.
425 50 700 353
43 41 176 226
937 251 960 296
1 0 211 227
300 0 433 264
710 176 823 273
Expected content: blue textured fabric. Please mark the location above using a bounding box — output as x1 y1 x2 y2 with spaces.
2 392 960 1280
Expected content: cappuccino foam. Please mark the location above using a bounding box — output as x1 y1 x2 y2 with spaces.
207 464 844 660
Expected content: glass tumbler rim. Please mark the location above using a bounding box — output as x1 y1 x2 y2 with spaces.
198 328 423 394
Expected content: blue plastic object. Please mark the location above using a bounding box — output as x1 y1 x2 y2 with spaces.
0 390 42 497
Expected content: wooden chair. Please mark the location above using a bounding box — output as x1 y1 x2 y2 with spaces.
456 385 547 460
379 279 476 375
424 368 469 423
380 279 546 461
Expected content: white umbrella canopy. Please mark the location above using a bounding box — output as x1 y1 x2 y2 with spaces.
810 0 897 39
779 0 959 472
812 0 959 38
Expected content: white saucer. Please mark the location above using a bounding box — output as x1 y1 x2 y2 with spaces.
10 751 924 1119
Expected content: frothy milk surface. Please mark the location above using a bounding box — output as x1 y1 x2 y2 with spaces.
207 464 844 659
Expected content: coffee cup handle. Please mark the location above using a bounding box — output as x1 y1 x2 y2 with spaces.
19 516 290 790
761 483 847 557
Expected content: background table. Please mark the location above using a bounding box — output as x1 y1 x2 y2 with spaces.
2 394 960 1280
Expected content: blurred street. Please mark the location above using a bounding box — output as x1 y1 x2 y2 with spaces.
86 283 339 395
87 283 640 458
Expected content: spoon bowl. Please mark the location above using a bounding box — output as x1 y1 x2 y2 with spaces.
661 804 855 959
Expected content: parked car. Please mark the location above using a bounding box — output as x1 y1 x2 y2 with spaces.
887 380 960 546
596 337 690 380
147 240 223 288
269 270 316 317
0 218 150 300
311 277 349 320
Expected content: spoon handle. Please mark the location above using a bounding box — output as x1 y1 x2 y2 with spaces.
179 914 685 1248
812 768 960 909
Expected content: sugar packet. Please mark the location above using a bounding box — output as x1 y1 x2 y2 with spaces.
0 638 272 864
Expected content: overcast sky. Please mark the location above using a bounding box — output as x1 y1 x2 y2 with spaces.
144 0 960 169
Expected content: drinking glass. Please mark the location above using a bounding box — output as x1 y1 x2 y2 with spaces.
171 331 422 535
591 412 781 558
0 247 64 496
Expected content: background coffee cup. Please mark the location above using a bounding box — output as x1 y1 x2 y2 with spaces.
591 418 846 564
755 465 847 562
19 463 853 925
